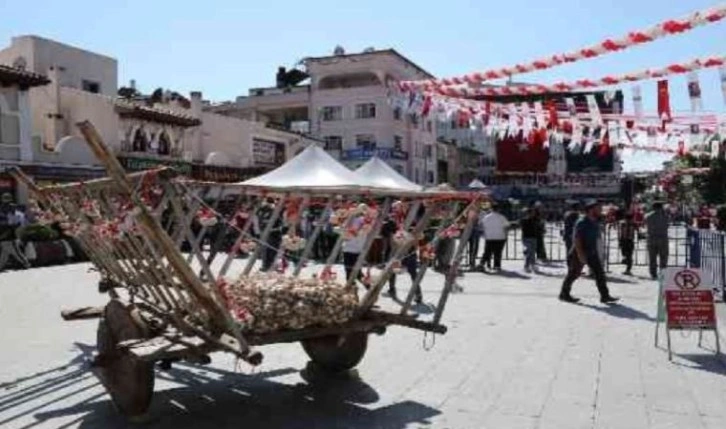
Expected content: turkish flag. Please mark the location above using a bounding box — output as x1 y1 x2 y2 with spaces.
496 131 549 172
657 80 672 122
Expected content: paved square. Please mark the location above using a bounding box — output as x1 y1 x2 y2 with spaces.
1 260 725 428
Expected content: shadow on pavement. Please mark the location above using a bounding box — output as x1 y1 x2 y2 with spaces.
6 343 440 429
674 353 726 377
491 270 531 280
577 302 656 322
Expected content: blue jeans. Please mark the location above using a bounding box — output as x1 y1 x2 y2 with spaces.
522 238 537 269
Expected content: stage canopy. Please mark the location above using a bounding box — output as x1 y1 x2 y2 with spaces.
353 157 423 191
240 145 363 188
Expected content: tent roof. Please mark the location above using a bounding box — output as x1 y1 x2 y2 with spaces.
468 179 487 189
240 145 363 188
353 157 423 191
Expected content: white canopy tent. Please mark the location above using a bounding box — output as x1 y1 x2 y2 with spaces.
240 145 364 188
467 179 487 189
352 157 423 191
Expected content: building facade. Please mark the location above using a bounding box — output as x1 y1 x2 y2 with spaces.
209 48 442 184
0 35 319 195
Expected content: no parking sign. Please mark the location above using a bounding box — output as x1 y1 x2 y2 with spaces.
655 267 721 360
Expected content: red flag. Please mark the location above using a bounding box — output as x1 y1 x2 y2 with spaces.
421 95 432 117
546 100 559 129
677 140 686 156
598 130 610 157
657 80 672 122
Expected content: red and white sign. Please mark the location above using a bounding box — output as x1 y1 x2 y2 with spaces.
663 268 716 330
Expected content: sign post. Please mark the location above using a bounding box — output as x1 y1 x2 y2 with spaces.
657 267 720 360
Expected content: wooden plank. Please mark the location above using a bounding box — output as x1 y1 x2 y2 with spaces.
364 310 448 334
61 306 104 321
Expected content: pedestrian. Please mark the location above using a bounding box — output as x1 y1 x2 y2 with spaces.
342 205 367 286
479 203 509 271
562 202 581 264
533 202 548 262
559 200 619 304
468 206 483 270
618 212 637 275
520 208 538 273
645 201 670 279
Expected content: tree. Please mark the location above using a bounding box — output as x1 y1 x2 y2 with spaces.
117 86 140 99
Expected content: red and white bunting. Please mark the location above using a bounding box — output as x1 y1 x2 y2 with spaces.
417 56 726 98
400 4 726 91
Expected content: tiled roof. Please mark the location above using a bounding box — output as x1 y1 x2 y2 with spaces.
115 101 201 127
0 65 50 88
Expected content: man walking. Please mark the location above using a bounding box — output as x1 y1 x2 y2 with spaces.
562 202 580 265
520 208 538 273
645 201 670 279
480 203 509 271
618 212 637 275
559 200 619 304
533 202 548 262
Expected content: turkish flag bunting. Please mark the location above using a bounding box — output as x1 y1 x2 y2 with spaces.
546 100 559 129
657 80 672 122
598 130 610 157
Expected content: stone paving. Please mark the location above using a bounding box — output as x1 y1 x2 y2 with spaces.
0 260 725 429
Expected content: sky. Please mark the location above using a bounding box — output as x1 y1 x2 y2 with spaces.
1 0 724 170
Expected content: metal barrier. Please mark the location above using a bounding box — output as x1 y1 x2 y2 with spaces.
686 227 726 299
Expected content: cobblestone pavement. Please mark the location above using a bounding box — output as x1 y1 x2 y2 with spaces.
1 260 725 429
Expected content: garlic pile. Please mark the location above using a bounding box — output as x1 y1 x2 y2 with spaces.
217 272 359 333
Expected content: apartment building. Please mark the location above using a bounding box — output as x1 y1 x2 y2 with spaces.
209 48 442 184
0 36 318 190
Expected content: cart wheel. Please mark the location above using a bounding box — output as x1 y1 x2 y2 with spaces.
301 332 368 373
95 300 154 418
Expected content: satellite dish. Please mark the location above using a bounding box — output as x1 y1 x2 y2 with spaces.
333 45 345 55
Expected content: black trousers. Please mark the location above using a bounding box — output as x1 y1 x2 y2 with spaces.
343 252 363 283
261 231 282 271
468 232 481 267
560 253 610 299
389 254 421 300
482 240 506 269
536 234 547 260
620 239 634 272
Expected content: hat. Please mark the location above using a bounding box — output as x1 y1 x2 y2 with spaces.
584 199 599 209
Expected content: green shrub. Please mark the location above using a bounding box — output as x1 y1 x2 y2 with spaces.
16 224 60 242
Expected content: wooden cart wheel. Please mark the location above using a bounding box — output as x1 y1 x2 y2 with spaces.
301 332 368 373
95 300 154 418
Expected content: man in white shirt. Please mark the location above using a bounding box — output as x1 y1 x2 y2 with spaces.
479 204 509 271
342 214 366 286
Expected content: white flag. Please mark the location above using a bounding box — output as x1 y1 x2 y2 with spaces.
631 85 643 118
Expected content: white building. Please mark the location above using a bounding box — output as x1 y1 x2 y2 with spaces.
209 48 442 184
0 35 319 190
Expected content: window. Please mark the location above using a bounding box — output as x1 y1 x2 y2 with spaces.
324 135 343 151
409 114 419 127
393 107 402 121
354 103 376 119
415 169 420 184
424 145 433 159
394 135 403 151
394 165 405 175
427 171 435 184
82 80 100 94
355 134 376 150
321 106 343 121
426 121 433 133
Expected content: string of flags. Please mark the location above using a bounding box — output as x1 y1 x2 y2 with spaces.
400 4 726 91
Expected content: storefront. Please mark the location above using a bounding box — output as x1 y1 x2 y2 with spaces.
117 155 269 183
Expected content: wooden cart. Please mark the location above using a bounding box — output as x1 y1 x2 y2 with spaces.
10 121 482 418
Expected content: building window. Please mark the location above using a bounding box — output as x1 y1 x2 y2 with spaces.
355 134 376 150
394 135 403 151
427 171 435 184
424 145 433 159
415 168 420 184
321 106 343 121
409 114 419 127
394 165 405 175
82 80 101 94
354 103 376 119
393 107 402 121
324 135 343 151
426 121 433 133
